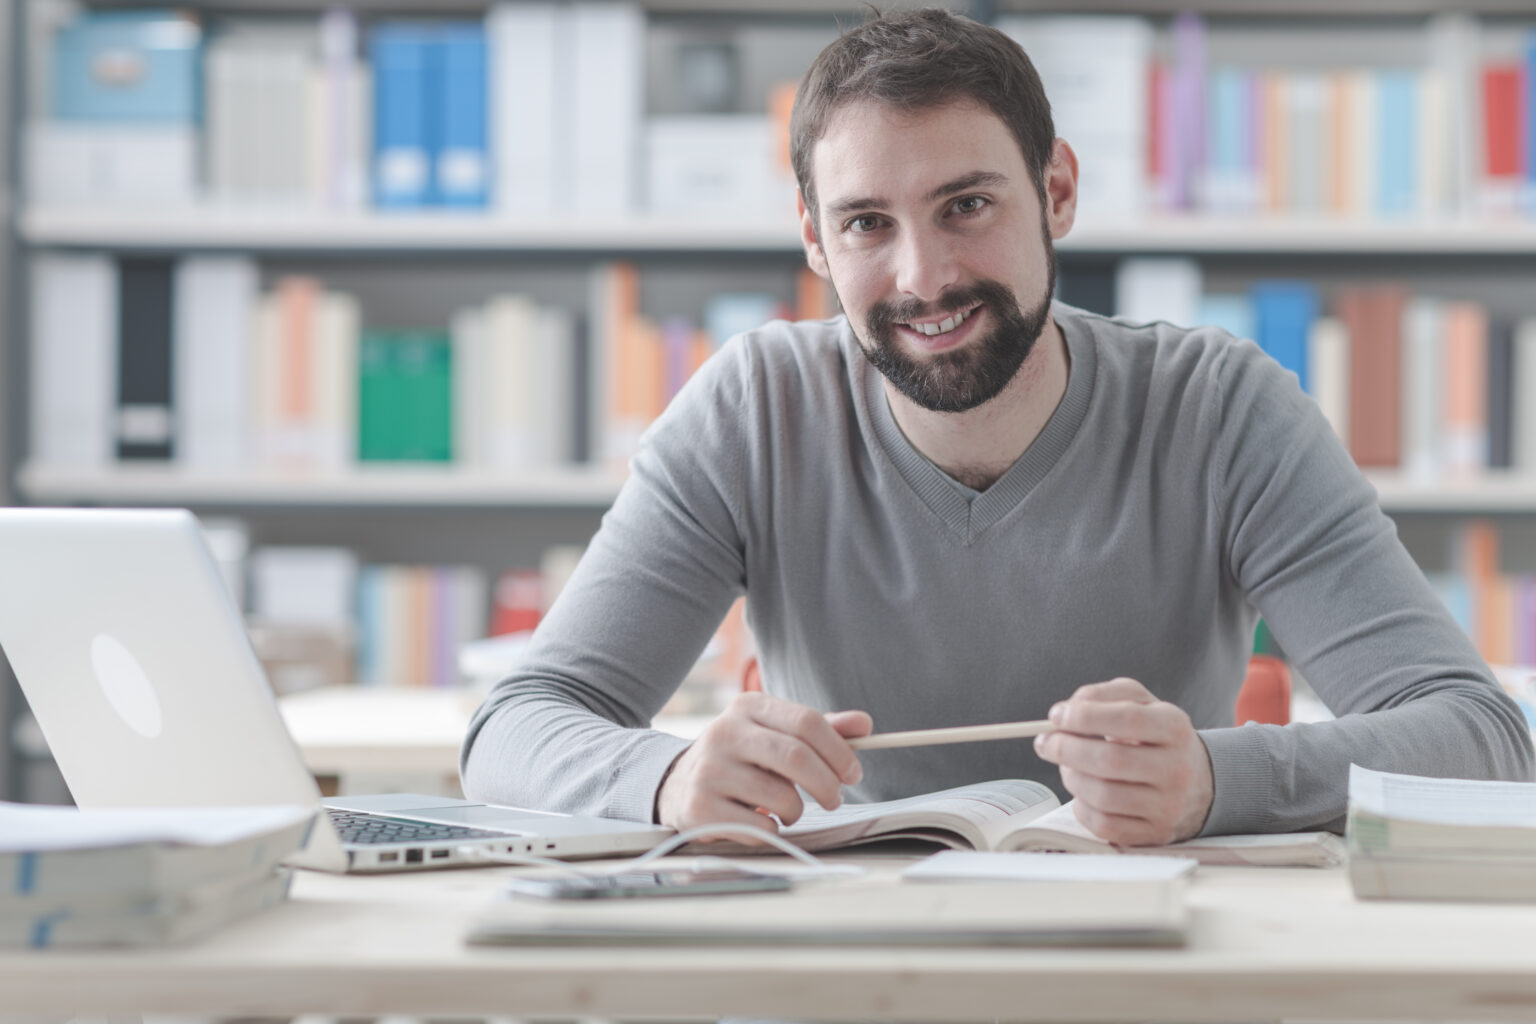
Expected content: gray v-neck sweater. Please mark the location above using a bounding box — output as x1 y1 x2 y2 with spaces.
461 302 1532 835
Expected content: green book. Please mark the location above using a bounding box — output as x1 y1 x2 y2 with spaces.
358 330 453 462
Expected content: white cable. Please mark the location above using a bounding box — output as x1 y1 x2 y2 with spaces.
455 822 865 882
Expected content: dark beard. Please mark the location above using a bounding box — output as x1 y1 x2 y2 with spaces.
852 247 1057 415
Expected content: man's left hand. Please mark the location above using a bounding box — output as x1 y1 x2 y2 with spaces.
1032 677 1214 846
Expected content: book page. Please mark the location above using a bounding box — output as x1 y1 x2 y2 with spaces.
783 779 1059 851
1004 802 1346 866
1349 764 1536 827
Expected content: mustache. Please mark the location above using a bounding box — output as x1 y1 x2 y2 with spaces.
866 279 1018 333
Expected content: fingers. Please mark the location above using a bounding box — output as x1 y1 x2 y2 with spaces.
826 708 874 740
741 693 865 794
1035 678 1214 846
655 692 869 835
1048 695 1187 745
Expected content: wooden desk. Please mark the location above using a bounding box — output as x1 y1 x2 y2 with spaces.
276 686 711 791
7 862 1536 1021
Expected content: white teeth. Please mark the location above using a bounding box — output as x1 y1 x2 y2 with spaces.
907 308 970 337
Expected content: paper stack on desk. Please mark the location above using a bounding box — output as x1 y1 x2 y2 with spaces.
1346 764 1536 901
0 802 314 948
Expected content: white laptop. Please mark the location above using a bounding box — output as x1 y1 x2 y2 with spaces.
0 507 672 872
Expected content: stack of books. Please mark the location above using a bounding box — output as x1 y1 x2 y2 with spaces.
1347 764 1536 900
1 802 314 948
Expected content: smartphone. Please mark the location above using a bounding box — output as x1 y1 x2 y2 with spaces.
505 867 793 900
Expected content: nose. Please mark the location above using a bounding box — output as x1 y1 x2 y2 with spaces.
892 224 961 304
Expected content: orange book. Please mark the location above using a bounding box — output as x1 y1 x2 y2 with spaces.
276 276 318 424
1461 520 1506 664
797 266 836 321
1326 72 1352 216
1263 72 1288 213
1338 285 1406 468
769 80 798 177
1442 302 1489 477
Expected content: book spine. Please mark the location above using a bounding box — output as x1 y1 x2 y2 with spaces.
173 256 258 470
30 255 119 468
116 258 176 461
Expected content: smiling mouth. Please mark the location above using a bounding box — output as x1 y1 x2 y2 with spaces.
900 304 982 337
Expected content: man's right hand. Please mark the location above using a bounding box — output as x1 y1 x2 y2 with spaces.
655 691 872 839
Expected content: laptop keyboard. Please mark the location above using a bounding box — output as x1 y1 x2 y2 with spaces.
328 809 509 845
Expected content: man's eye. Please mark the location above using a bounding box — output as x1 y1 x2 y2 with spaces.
953 196 988 215
846 215 883 233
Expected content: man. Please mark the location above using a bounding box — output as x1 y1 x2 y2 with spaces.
462 9 1532 846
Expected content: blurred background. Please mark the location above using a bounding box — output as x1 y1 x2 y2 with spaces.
4 0 1536 804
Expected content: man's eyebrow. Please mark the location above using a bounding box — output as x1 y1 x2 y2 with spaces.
823 171 1011 221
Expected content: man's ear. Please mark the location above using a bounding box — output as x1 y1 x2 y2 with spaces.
1043 138 1079 241
797 191 830 279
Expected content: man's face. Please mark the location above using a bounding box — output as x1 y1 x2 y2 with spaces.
800 100 1062 414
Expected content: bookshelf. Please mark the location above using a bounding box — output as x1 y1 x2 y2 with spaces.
8 0 1536 802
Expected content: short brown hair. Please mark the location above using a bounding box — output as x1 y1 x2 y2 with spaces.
790 8 1055 220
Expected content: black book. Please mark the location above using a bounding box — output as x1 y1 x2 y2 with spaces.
1488 315 1514 471
117 258 176 460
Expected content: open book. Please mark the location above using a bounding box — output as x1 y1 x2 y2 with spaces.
778 779 1344 867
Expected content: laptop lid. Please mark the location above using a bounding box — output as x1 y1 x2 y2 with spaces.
0 507 350 870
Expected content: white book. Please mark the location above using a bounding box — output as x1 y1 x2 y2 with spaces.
489 2 563 218
1114 258 1202 328
0 802 312 901
1347 764 1536 900
484 294 541 470
173 257 259 470
998 16 1151 221
532 306 578 466
250 546 359 627
452 306 489 467
1416 70 1448 220
3 870 292 949
25 123 197 208
1285 74 1328 216
1514 319 1536 475
1308 316 1350 444
29 255 118 468
572 2 644 218
1427 13 1480 219
1400 297 1443 481
312 291 359 469
258 47 313 204
1345 72 1377 220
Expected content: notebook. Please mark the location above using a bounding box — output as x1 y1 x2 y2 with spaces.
0 508 671 873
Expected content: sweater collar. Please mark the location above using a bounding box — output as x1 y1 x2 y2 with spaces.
853 301 1098 542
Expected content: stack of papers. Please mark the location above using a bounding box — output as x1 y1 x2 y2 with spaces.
1347 764 1536 901
0 802 314 947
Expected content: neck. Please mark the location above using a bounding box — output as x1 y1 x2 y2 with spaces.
883 314 1071 492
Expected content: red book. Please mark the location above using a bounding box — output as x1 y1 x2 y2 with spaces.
1482 65 1524 179
1338 285 1407 469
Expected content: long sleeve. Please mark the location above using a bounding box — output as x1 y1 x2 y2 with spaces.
1197 338 1534 836
458 340 756 823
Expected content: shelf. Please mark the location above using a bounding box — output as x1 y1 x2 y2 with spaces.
14 463 626 508
17 208 807 254
1365 473 1536 514
21 207 1536 255
17 462 1536 513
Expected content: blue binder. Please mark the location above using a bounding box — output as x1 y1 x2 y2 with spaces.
436 24 489 208
371 24 432 208
1250 282 1319 395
